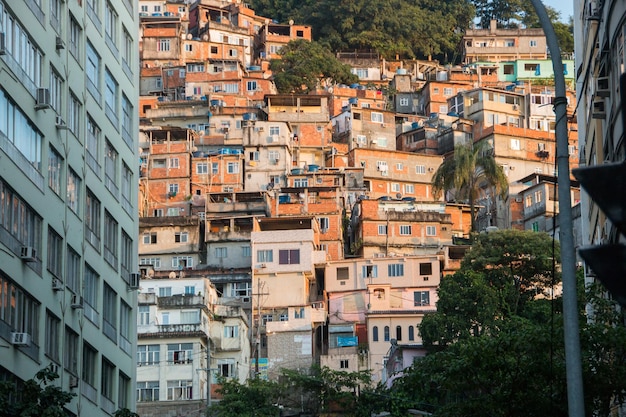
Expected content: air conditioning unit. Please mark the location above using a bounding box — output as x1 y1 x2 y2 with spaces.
596 77 609 97
71 294 83 309
19 246 37 262
269 159 277 165
128 273 140 290
52 277 64 291
259 263 267 268
428 167 434 171
592 98 606 119
11 332 31 346
55 36 65 50
35 88 51 110
0 32 6 55
69 376 79 388
242 296 251 303
55 116 68 129
512 104 519 110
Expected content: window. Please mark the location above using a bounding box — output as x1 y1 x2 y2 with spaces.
174 232 188 243
388 264 404 277
426 226 436 236
399 225 412 235
45 311 60 362
532 221 539 232
47 228 62 278
121 163 132 213
66 246 81 293
408 326 415 341
215 247 228 258
137 381 159 402
105 141 119 196
294 178 308 187
378 225 387 235
279 249 300 265
247 81 257 91
443 87 453 96
530 40 537 47
504 64 514 74
158 287 172 297
336 267 349 280
211 162 219 174
227 162 239 174
268 150 280 161
138 306 150 325
101 358 115 401
279 313 289 321
414 291 430 306
119 373 131 410
103 283 117 341
371 112 384 123
167 380 192 400
180 310 199 324
262 314 273 325
85 189 101 248
122 95 133 147
535 190 543 203
269 126 280 136
86 116 101 174
105 70 119 123
242 245 251 257
373 326 379 342
525 195 533 207
69 16 82 59
384 326 390 341
352 68 368 78
64 327 79 374
416 165 426 174
169 158 179 168
318 217 329 232
218 359 236 378
68 93 81 134
158 39 170 51
433 87 440 94
84 265 99 323
137 345 161 366
48 146 63 195
86 42 101 100
340 359 349 369
168 343 193 364
161 312 169 325
143 233 157 244
140 257 161 268
105 2 118 51
172 256 193 268
404 184 415 194
257 250 273 263
169 183 179 195
196 163 208 174
0 7 43 86
419 262 433 275
50 69 63 113
122 28 133 74
396 325 402 341
0 90 43 170
224 325 239 338
399 97 409 106
391 183 400 193
120 301 132 353
104 210 118 270
82 343 97 389
363 265 378 278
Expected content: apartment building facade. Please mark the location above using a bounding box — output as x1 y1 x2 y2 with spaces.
0 0 140 415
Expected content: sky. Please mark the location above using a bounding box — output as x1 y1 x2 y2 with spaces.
542 0 574 22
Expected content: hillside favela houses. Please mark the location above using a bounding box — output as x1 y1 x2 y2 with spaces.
130 0 581 413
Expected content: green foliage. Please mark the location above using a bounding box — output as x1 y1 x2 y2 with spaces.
270 39 358 93
251 0 475 62
113 408 140 417
431 141 509 232
208 377 283 417
0 365 75 417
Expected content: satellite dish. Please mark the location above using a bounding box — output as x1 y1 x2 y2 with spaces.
198 130 205 137
181 34 187 40
146 268 155 278
396 193 402 199
192 146 198 152
202 34 208 41
289 19 294 25
266 183 273 191
169 271 177 279
186 33 192 40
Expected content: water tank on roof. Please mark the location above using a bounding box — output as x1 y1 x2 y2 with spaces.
436 71 448 81
396 68 407 75
348 97 358 105
210 100 220 106
249 66 261 71
411 122 420 129
307 164 320 172
350 83 360 89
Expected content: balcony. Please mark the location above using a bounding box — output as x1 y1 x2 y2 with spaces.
138 292 157 305
138 322 209 336
157 294 205 308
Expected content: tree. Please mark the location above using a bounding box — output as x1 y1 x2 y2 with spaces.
420 230 558 347
0 365 75 417
270 39 358 93
207 376 283 417
432 141 508 232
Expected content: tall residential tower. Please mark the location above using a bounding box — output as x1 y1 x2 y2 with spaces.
0 0 139 415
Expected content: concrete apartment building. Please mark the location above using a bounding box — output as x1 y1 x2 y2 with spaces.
251 217 327 379
0 0 139 415
462 19 547 64
332 107 398 152
136 276 250 416
323 255 440 382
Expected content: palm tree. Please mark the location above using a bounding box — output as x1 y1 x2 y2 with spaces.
432 140 509 233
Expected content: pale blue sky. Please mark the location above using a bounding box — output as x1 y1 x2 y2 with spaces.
543 0 574 22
